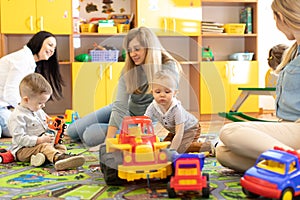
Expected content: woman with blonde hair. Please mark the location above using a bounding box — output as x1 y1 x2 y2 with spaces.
68 26 182 146
216 0 300 172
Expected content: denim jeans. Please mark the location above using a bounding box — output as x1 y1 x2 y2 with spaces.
67 104 112 147
0 107 11 137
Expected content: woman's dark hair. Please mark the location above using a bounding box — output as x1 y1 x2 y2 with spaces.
27 31 64 100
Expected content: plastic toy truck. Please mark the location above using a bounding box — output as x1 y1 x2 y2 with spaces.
0 148 14 163
47 116 67 145
167 153 210 198
99 116 174 185
241 146 300 200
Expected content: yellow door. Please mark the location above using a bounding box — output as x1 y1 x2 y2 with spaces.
228 61 259 112
137 0 201 36
105 62 124 105
200 61 259 114
136 0 170 35
72 62 106 117
1 0 36 33
169 18 201 36
200 62 230 114
168 3 201 36
172 0 201 7
36 0 72 34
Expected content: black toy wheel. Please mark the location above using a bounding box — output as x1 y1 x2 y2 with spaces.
99 144 124 185
167 181 176 198
202 173 210 198
242 187 259 198
0 155 3 163
99 144 107 173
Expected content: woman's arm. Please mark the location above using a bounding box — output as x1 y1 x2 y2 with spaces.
106 125 118 139
107 72 130 138
3 64 26 107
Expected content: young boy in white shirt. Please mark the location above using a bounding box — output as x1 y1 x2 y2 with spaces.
8 73 85 171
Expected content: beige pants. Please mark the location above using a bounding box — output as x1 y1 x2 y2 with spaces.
216 121 300 172
164 122 201 153
16 143 67 163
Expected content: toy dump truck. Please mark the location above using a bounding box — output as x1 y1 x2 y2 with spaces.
167 153 210 198
99 116 174 185
241 146 300 200
47 116 67 145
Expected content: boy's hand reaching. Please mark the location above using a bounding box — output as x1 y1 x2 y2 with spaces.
37 134 54 144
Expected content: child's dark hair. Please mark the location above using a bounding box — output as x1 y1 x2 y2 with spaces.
268 44 289 70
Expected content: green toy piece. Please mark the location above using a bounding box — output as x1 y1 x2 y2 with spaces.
202 46 214 61
75 54 92 62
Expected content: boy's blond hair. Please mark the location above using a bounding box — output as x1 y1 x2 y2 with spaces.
19 73 53 98
151 70 178 91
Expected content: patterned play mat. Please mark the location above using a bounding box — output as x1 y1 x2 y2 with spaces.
0 139 259 200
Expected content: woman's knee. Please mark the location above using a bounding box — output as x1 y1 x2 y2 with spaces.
219 122 244 142
82 124 107 147
66 122 81 141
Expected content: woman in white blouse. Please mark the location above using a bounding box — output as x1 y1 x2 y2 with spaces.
0 31 64 137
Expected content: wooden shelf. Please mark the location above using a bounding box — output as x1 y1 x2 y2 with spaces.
73 33 128 37
202 0 257 6
202 33 257 37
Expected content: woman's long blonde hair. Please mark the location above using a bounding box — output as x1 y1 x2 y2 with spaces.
272 0 300 72
122 26 182 93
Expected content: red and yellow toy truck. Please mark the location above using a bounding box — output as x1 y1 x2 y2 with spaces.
167 153 210 198
99 116 174 185
47 116 67 145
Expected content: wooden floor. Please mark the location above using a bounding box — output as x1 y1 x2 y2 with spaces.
199 111 277 133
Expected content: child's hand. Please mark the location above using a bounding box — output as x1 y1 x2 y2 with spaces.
37 134 54 144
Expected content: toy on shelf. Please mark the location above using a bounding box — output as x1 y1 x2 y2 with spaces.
167 153 210 198
47 116 67 145
0 148 14 164
99 116 175 185
202 46 214 61
241 146 300 200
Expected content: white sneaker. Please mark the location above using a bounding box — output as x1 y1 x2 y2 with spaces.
54 154 85 171
30 153 46 167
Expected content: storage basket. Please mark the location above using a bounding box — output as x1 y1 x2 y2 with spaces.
223 23 246 34
117 24 130 33
98 26 117 34
80 23 98 33
229 52 254 61
90 50 119 62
